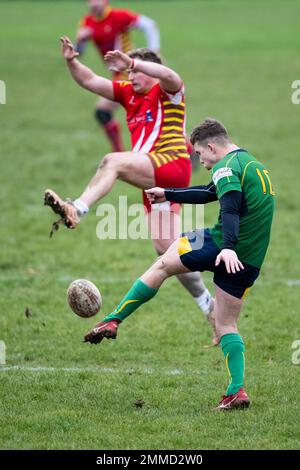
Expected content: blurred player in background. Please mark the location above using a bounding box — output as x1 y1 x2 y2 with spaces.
44 38 218 343
75 0 160 152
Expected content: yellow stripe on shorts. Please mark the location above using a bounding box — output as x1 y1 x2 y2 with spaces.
178 236 192 257
242 287 251 300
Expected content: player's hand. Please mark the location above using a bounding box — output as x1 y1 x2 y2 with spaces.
145 187 166 204
60 36 79 61
215 249 244 274
104 50 131 72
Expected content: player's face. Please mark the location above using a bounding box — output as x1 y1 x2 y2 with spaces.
194 142 217 170
87 0 108 16
128 70 156 94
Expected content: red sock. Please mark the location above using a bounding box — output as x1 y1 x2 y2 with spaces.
103 119 124 152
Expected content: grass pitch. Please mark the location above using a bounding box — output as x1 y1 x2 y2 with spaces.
0 0 299 450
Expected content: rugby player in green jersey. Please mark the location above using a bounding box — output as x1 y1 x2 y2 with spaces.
84 118 275 410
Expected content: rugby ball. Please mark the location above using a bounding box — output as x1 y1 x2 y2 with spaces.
67 279 102 318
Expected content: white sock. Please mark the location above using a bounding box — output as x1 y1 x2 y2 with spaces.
73 199 89 217
194 288 212 316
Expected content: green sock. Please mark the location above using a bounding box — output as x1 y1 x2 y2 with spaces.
102 279 158 323
221 333 245 396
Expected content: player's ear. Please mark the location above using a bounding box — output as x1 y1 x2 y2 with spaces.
207 143 214 153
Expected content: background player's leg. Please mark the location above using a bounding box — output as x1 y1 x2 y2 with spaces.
214 284 245 396
146 209 217 343
95 97 124 152
77 151 155 208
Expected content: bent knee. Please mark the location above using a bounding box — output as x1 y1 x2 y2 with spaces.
155 255 174 277
95 108 112 125
153 238 172 256
98 152 121 170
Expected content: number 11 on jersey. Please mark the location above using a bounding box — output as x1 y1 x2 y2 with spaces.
256 168 275 196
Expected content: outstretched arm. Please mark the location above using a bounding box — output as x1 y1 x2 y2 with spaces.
104 50 182 93
145 182 218 205
61 36 114 100
165 182 217 204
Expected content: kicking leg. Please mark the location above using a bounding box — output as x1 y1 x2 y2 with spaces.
214 284 250 410
84 238 189 344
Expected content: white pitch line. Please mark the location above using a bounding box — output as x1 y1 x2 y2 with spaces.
0 365 206 376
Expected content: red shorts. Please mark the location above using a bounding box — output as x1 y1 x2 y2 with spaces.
143 157 192 213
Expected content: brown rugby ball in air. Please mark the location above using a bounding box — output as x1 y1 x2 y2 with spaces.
67 279 102 318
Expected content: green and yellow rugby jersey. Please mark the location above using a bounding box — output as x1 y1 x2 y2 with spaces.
210 149 275 268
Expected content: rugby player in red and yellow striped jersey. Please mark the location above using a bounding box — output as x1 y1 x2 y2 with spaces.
75 0 160 152
44 39 217 343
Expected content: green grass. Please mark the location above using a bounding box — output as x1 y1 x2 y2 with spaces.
0 0 300 450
